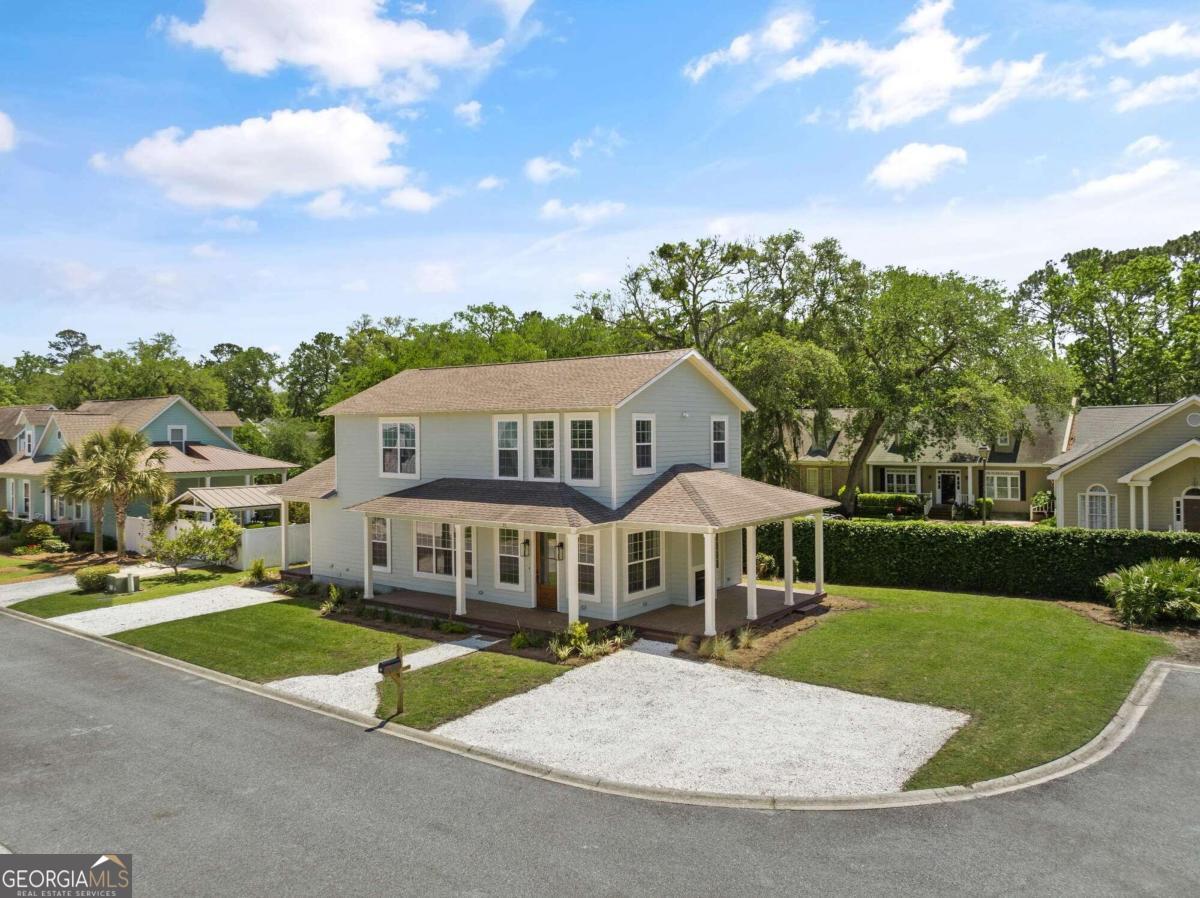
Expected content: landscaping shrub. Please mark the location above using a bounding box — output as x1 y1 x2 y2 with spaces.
22 523 55 542
39 538 71 553
755 552 776 579
76 564 119 593
759 518 1200 602
1099 558 1200 627
12 545 41 556
242 557 268 586
0 536 16 553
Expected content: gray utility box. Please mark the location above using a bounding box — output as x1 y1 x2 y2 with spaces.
106 572 141 594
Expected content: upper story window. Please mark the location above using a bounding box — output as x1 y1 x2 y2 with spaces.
530 416 558 481
168 425 187 451
711 415 728 468
566 414 598 486
494 415 522 479
380 418 419 479
632 413 655 474
996 431 1012 449
21 428 33 456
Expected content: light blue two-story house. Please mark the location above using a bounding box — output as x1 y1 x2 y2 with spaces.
277 349 834 636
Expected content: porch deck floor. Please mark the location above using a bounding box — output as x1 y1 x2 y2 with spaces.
366 582 822 638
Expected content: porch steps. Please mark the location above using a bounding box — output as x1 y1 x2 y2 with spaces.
927 504 954 520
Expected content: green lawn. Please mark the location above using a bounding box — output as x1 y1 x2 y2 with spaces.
114 598 433 682
11 567 248 618
377 651 565 729
0 553 72 585
756 583 1170 790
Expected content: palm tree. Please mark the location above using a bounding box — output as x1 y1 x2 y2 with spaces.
46 439 108 555
89 427 172 557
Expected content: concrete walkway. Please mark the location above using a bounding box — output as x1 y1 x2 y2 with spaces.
50 584 282 636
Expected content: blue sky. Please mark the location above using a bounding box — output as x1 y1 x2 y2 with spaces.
2 0 1198 361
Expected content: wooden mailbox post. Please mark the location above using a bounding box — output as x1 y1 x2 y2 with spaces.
377 643 412 717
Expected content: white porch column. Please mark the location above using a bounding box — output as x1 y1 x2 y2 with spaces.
745 525 758 620
1143 484 1151 531
566 531 580 625
703 531 717 637
610 528 620 618
279 501 290 569
243 474 253 524
44 487 51 522
1128 484 1138 530
783 517 794 606
814 511 825 596
362 516 374 599
454 522 466 616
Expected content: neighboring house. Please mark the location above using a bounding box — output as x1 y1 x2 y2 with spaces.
275 349 836 635
0 396 293 537
791 398 1200 531
202 410 243 441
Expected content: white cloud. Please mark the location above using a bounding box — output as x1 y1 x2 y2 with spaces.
771 0 1053 130
524 155 576 183
1125 135 1170 157
493 0 536 29
868 142 967 191
1103 22 1200 66
306 189 360 219
414 261 458 292
540 198 625 225
191 242 225 258
1070 158 1180 198
207 214 259 233
1112 69 1200 111
398 2 428 13
568 127 624 160
56 260 104 293
166 0 500 105
121 106 410 208
476 175 505 190
0 111 15 152
683 11 811 82
384 186 441 212
454 99 482 126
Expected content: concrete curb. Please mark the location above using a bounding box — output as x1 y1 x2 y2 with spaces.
3 606 1194 812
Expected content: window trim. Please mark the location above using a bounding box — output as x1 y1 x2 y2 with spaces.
884 468 918 494
631 413 656 475
624 528 665 600
527 414 559 483
822 467 833 496
565 413 600 487
804 467 819 495
412 521 476 583
379 417 420 480
168 424 187 451
1080 484 1115 530
493 414 523 481
495 526 526 591
20 480 31 518
577 532 596 596
996 431 1012 449
710 415 729 469
985 471 1021 501
369 517 391 572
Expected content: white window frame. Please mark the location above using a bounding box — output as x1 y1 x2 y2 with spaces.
21 428 33 457
578 532 596 596
805 468 819 494
495 527 525 591
710 415 728 468
1176 488 1200 531
822 467 833 496
73 498 85 521
20 480 30 517
632 413 656 475
884 468 918 494
379 417 420 480
1079 484 1116 530
413 521 475 583
168 424 187 451
565 413 599 487
996 431 1012 449
624 529 665 600
493 415 523 480
369 517 391 572
985 471 1021 501
528 414 559 482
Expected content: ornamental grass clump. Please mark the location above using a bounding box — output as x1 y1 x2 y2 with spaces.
1099 557 1200 627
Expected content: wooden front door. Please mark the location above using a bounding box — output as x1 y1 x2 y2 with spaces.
535 532 558 610
1184 498 1200 533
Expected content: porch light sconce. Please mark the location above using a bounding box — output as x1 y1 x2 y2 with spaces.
681 411 690 419
521 538 531 558
555 542 565 562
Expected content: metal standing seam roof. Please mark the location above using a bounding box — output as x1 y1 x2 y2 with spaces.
171 485 285 511
155 444 296 474
270 457 337 501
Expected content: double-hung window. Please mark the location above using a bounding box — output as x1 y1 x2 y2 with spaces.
566 414 598 486
711 415 728 468
369 517 391 571
1081 485 1115 530
578 534 596 596
496 527 523 589
805 468 819 494
530 416 558 481
380 419 418 478
21 481 30 517
822 468 833 496
626 530 662 596
494 416 522 479
985 472 1020 501
632 414 655 474
884 469 918 494
415 522 473 580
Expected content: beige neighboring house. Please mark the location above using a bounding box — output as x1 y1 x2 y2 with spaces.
791 398 1200 531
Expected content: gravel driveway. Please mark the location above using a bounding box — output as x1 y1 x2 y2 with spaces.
50 585 283 636
435 644 969 797
0 576 79 607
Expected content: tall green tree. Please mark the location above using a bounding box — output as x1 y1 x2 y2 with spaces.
47 330 99 366
283 331 344 418
202 343 279 420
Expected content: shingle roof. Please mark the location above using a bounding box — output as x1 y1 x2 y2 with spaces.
616 464 838 529
74 396 177 431
0 405 55 439
321 349 700 416
348 477 614 529
271 457 337 501
21 409 55 427
171 485 283 511
791 408 859 460
1043 403 1172 468
203 410 243 429
0 455 54 476
49 413 121 448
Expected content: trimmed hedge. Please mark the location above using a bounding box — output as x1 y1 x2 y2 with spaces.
76 564 119 593
758 518 1200 601
855 492 924 518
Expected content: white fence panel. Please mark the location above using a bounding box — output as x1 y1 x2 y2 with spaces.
124 517 154 556
235 523 309 571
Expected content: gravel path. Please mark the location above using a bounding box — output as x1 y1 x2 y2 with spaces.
267 638 497 717
50 585 283 636
434 645 969 797
0 576 79 607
